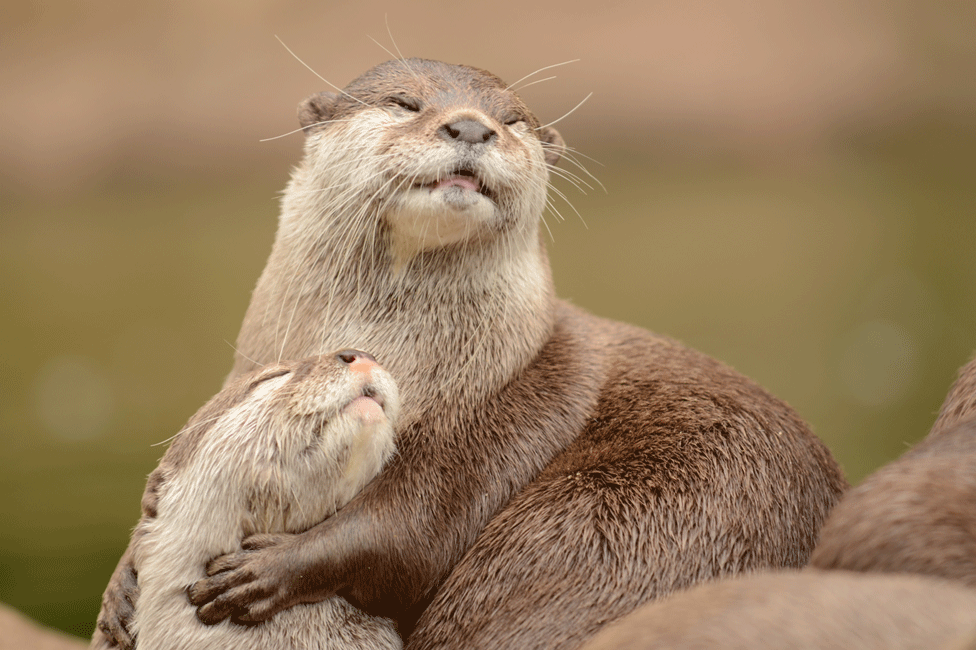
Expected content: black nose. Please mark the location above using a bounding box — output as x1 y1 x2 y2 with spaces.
336 349 377 365
439 119 496 145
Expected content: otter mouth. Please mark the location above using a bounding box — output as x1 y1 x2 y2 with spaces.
339 385 386 419
359 385 385 410
415 168 495 202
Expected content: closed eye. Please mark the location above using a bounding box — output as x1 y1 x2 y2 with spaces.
246 368 291 394
387 94 421 112
258 369 291 383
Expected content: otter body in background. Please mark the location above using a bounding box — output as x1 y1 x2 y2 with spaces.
811 355 976 585
99 59 847 650
579 354 976 649
92 352 402 650
579 571 976 650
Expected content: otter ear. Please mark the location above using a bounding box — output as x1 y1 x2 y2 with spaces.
298 91 339 133
538 127 564 167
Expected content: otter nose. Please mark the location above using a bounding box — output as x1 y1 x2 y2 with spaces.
336 349 378 376
440 119 496 145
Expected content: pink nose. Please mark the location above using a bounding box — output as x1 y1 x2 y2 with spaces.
336 349 378 377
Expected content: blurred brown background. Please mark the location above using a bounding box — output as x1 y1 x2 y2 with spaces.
2 0 974 639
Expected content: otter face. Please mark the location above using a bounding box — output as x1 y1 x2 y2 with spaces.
214 351 400 533
292 59 564 262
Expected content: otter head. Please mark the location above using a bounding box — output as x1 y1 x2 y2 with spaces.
219 350 400 533
290 58 565 264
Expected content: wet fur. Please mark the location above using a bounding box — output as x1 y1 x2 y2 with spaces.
98 59 848 649
92 356 402 650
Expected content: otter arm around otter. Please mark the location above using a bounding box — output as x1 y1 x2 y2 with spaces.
186 317 603 626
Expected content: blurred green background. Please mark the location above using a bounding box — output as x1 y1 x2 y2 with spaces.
2 0 974 640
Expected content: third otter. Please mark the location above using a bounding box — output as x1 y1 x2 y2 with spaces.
99 58 848 649
810 354 976 585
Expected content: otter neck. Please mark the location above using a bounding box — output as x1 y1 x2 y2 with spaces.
232 185 555 426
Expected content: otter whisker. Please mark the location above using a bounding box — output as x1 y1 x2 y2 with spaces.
505 59 581 92
260 119 361 142
225 339 264 371
510 75 557 93
547 165 594 194
537 92 593 131
547 184 588 228
385 14 422 85
151 413 228 447
274 35 367 107
547 147 606 193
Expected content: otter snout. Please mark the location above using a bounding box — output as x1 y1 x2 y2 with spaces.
439 118 497 145
337 349 379 377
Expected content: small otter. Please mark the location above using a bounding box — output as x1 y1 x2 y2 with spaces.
811 354 976 586
99 58 847 650
92 351 402 650
577 571 976 650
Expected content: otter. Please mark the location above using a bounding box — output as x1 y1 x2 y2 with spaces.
91 351 402 650
577 571 976 650
810 354 976 586
97 58 847 650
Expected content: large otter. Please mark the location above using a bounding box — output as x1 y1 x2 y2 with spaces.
91 351 402 650
98 58 847 649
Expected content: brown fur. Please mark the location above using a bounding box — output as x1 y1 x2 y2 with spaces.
98 59 847 650
574 353 976 650
577 571 976 650
811 355 976 586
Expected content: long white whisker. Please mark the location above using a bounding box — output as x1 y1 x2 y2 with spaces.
275 35 367 106
386 14 408 61
547 165 593 193
505 59 581 92
260 119 359 142
225 339 262 369
367 35 400 63
547 184 588 228
152 412 234 447
510 75 557 93
550 147 607 193
537 92 593 131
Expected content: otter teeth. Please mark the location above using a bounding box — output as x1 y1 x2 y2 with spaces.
427 169 482 194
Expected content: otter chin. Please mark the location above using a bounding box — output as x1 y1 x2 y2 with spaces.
387 168 498 255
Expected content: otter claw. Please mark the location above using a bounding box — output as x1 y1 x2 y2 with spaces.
196 598 235 626
205 553 243 576
187 571 235 606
